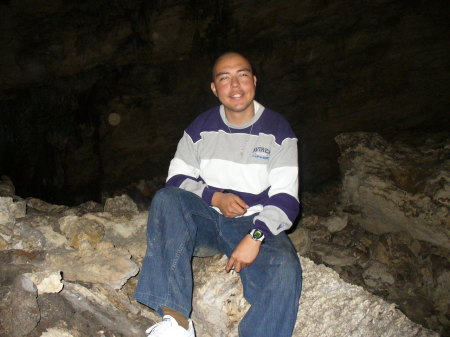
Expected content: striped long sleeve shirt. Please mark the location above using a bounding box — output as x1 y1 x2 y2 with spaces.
166 101 299 236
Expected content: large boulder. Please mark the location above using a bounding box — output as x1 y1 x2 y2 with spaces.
191 254 436 337
336 132 450 249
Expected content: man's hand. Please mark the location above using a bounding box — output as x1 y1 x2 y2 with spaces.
226 235 261 273
212 192 249 218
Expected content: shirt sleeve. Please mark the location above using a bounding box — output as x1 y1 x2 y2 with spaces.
253 135 300 236
166 131 219 205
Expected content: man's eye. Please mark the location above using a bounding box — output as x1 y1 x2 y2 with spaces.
220 76 229 81
240 73 249 77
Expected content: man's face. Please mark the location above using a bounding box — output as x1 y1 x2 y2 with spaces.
211 54 257 116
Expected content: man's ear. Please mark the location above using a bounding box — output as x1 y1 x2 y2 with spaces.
253 75 257 87
211 82 218 97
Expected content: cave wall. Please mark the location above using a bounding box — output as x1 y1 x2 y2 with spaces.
1 0 449 204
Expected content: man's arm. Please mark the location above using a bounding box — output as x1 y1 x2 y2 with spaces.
226 131 299 273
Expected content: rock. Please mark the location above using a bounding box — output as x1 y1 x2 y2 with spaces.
27 198 68 214
38 225 68 249
311 242 360 267
0 197 16 226
8 275 41 337
0 175 15 197
42 245 139 289
0 235 8 249
60 282 147 337
363 261 396 289
63 200 104 216
104 194 139 216
82 211 148 261
59 215 105 249
322 214 348 233
336 132 450 249
24 271 63 294
192 255 250 337
11 222 47 250
0 176 443 336
289 227 312 255
300 214 320 229
190 254 437 337
40 328 75 337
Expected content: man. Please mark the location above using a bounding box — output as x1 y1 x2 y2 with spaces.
135 52 302 337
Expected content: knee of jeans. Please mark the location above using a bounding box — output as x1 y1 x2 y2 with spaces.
272 252 302 290
151 187 180 208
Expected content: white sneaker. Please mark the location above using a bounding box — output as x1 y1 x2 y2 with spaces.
145 315 195 337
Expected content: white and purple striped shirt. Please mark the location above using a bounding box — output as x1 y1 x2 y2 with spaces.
166 101 299 236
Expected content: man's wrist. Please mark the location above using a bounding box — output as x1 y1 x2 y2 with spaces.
249 228 265 242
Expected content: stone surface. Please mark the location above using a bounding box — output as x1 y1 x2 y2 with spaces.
59 215 105 248
40 328 75 337
0 197 16 226
104 194 139 215
27 198 68 214
336 132 450 249
42 244 139 290
192 255 250 337
24 271 63 295
190 254 437 337
8 275 41 337
0 177 446 336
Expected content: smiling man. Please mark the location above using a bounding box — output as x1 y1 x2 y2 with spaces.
135 52 302 337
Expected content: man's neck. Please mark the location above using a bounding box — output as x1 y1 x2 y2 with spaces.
225 102 255 126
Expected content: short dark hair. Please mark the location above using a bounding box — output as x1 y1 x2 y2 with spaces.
211 51 254 81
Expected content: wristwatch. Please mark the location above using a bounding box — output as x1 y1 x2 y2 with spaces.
249 228 265 242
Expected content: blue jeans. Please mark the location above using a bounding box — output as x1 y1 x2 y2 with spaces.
135 187 302 337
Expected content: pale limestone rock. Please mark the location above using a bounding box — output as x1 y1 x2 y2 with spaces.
363 261 396 288
43 245 139 289
192 255 250 337
61 282 145 336
40 328 75 337
322 214 348 233
83 211 146 240
0 197 15 226
24 271 63 294
10 199 26 218
104 194 139 215
288 227 311 255
336 132 450 249
293 257 435 337
38 225 68 249
12 222 47 250
0 235 8 249
9 275 40 337
83 211 148 261
59 215 105 248
27 197 68 213
190 255 437 337
311 242 359 267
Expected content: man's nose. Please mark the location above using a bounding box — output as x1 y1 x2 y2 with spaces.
231 76 240 87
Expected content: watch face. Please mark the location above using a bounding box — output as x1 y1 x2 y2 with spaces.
253 230 263 240
250 229 264 241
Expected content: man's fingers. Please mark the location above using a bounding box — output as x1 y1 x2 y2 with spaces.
226 257 235 272
233 195 249 209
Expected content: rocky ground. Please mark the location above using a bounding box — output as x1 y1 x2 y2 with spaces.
0 132 448 337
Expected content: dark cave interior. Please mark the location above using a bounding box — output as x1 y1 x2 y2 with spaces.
1 0 448 205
